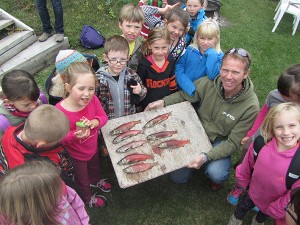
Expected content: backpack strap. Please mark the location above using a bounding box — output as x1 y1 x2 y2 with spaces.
286 146 300 189
253 135 265 162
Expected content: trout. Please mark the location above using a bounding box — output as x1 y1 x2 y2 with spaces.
110 120 141 136
153 139 190 156
143 112 172 129
123 162 159 174
117 153 154 165
116 140 148 153
146 130 178 141
112 130 143 144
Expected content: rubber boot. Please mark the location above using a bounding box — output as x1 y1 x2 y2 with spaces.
228 214 242 225
251 216 264 225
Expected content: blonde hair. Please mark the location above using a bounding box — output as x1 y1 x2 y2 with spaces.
64 61 97 98
104 35 129 55
119 3 145 24
192 18 221 53
0 160 63 225
261 102 300 143
142 27 171 56
24 105 69 143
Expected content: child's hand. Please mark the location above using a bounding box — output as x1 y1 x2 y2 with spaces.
158 3 180 14
241 136 250 145
81 116 99 129
144 100 164 111
132 83 142 95
74 128 90 139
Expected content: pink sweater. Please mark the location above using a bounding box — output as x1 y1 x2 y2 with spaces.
56 95 108 160
236 138 300 223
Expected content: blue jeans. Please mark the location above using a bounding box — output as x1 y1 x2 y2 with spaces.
35 0 64 34
170 140 231 184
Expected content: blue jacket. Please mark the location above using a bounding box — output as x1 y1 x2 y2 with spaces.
182 6 207 45
175 45 224 96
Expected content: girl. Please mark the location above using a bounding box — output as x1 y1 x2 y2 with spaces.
228 102 300 225
142 4 190 62
137 27 177 110
0 160 89 225
56 62 110 208
175 18 223 96
182 0 207 46
0 70 47 138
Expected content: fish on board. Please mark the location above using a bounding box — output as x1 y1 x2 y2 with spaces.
117 153 154 165
146 130 178 141
152 139 190 156
123 162 159 174
143 112 172 129
112 130 143 144
116 140 148 153
110 120 141 136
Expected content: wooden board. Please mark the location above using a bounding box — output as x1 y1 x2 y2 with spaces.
101 101 212 188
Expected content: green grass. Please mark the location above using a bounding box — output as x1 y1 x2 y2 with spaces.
2 0 300 224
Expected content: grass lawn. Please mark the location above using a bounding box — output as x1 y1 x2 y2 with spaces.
2 0 300 224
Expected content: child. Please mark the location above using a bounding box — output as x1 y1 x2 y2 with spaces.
138 0 167 38
56 62 110 208
175 18 223 96
142 4 190 62
0 160 89 225
182 0 207 46
0 70 48 138
286 188 300 225
118 4 145 71
0 104 73 178
137 26 177 110
96 35 147 119
232 64 300 169
228 102 300 225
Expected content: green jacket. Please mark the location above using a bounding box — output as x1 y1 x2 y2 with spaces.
163 75 260 160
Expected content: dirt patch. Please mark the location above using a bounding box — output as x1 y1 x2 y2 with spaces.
218 16 231 27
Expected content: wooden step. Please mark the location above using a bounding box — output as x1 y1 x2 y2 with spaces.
0 36 70 78
0 19 14 30
0 30 36 55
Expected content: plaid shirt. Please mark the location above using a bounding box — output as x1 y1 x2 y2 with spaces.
96 67 147 120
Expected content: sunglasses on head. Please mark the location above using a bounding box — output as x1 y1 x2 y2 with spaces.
226 48 251 66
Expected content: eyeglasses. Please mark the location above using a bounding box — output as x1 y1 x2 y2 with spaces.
226 48 251 66
106 57 128 65
285 202 297 223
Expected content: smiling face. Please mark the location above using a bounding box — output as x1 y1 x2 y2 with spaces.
273 110 300 151
186 0 202 17
220 57 250 98
65 73 96 109
197 36 218 53
104 50 128 76
166 20 185 41
119 20 143 43
148 39 170 62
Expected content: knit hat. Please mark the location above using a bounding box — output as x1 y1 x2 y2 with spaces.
55 50 87 75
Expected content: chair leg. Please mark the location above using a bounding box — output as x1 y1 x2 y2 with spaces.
292 16 300 35
272 12 285 32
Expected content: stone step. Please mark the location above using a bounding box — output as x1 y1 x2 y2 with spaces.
0 19 14 30
0 35 70 78
0 31 37 65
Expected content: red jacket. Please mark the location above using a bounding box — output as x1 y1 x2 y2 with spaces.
0 124 74 178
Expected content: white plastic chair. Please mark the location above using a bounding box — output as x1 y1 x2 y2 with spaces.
272 1 300 35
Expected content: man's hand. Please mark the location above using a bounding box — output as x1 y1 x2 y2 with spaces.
187 154 207 169
144 100 164 111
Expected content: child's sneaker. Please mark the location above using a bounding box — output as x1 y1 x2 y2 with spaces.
90 179 112 192
227 185 244 205
88 194 107 208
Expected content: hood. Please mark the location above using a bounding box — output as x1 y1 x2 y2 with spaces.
214 75 254 103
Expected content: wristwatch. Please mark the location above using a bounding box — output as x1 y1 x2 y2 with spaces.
201 152 208 162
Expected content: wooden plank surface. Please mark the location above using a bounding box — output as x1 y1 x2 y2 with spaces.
101 101 212 188
0 19 14 30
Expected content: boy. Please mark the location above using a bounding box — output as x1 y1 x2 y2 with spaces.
0 105 74 179
96 35 147 120
118 4 145 71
